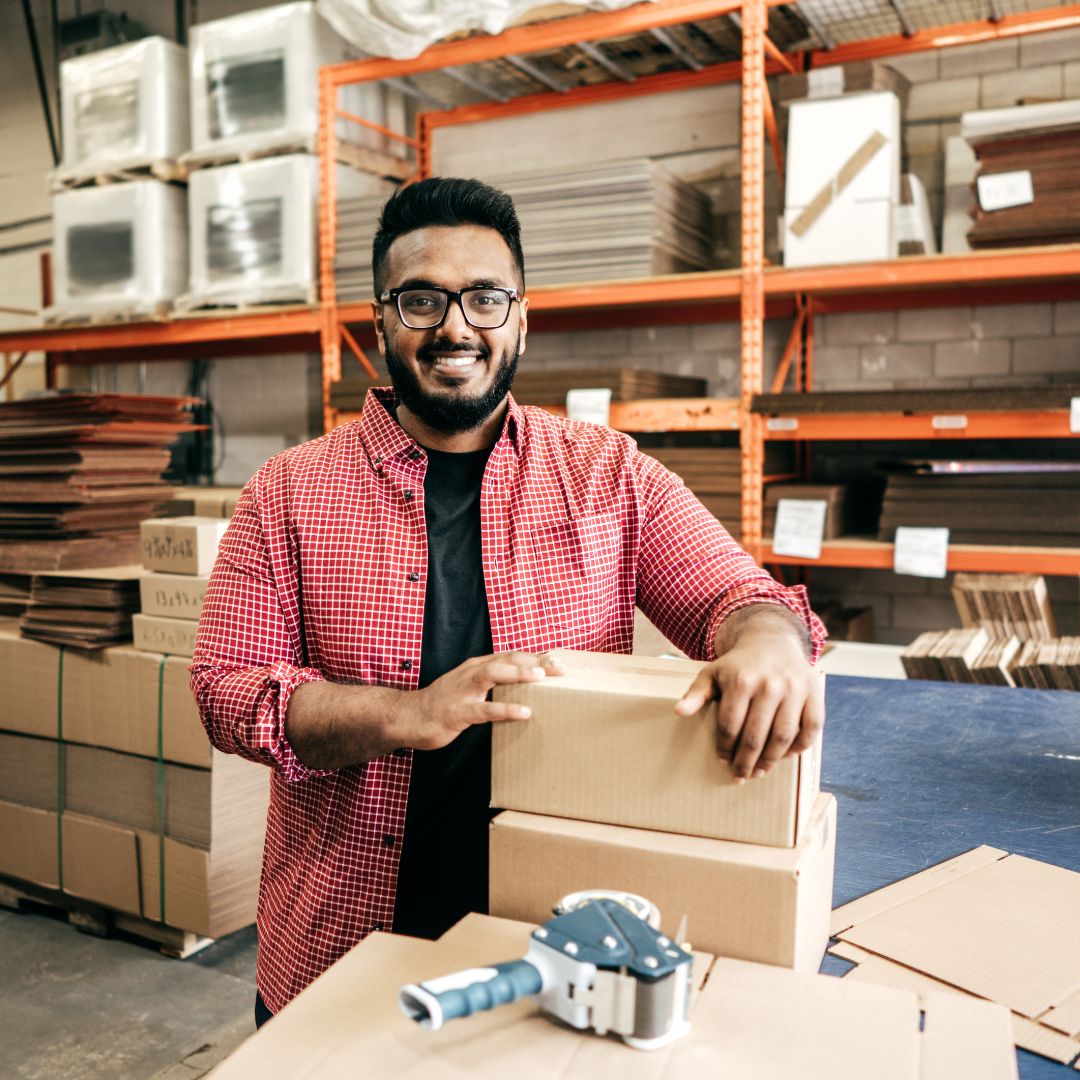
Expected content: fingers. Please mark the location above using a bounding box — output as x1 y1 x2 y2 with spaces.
714 674 751 764
466 651 552 692
749 690 802 778
674 670 715 717
787 676 825 755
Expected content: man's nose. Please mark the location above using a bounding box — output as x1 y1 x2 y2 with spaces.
439 296 475 336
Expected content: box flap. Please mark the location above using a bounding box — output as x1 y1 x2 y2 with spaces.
62 812 141 916
919 991 1018 1080
0 799 58 889
837 852 1080 1020
1042 989 1080 1038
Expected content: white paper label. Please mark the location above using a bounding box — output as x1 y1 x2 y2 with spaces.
894 526 950 579
1071 397 1080 434
976 170 1034 212
772 498 828 560
807 67 844 98
931 415 968 430
565 388 612 426
766 417 799 432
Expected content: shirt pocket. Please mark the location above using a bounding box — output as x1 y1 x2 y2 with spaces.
529 511 622 645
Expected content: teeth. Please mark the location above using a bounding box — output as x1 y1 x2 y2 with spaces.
432 356 478 368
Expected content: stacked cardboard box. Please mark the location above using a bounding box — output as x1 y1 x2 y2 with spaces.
952 573 1057 642
643 447 741 539
0 624 267 938
133 517 226 659
490 650 834 971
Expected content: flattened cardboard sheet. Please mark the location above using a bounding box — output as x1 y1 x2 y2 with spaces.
210 913 1016 1080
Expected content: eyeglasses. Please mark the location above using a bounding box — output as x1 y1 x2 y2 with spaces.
379 286 522 330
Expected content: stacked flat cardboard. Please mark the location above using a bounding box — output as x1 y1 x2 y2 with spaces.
209 912 1017 1079
783 91 901 267
830 846 1080 1067
952 573 1057 642
901 628 991 683
764 483 848 540
490 650 830 972
643 447 741 538
1011 638 1080 691
134 516 225 658
878 462 1080 547
0 394 195 571
0 623 267 937
962 99 1080 248
970 637 1022 687
333 192 387 304
19 565 142 649
0 573 31 616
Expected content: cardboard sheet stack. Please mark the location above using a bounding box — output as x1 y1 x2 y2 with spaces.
133 517 227 658
644 447 742 539
962 98 1080 248
20 566 142 649
0 622 268 941
0 394 196 571
489 650 835 972
877 461 1080 546
764 482 848 539
952 572 1057 642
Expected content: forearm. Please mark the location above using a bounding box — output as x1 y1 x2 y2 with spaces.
284 681 410 770
714 603 812 661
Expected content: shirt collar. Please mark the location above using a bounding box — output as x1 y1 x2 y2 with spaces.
358 387 524 471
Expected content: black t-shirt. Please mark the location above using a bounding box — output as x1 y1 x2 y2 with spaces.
392 443 494 940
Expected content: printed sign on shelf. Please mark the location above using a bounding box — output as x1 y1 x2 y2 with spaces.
976 170 1034 212
565 388 612 427
894 526 950 579
772 499 828 561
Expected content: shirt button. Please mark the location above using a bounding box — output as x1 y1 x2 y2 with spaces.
407 571 419 582
401 659 413 671
374 455 382 465
383 834 396 846
408 448 421 461
373 923 384 932
403 489 413 501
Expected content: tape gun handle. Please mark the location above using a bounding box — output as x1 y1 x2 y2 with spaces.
399 959 544 1031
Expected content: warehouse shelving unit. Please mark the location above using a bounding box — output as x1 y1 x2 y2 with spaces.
1 0 1078 576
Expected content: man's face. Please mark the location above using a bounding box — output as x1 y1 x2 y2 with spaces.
373 224 528 435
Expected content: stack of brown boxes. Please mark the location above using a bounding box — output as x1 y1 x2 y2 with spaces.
490 650 835 971
133 516 227 658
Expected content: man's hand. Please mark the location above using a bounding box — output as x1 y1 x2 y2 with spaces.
674 606 824 783
394 652 564 751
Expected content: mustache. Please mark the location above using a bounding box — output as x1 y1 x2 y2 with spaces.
416 338 490 361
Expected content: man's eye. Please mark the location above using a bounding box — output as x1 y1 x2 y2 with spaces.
402 294 439 310
470 292 506 307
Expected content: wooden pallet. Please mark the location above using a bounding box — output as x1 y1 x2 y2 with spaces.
181 138 411 181
171 295 318 319
50 159 187 192
0 875 213 959
43 302 174 328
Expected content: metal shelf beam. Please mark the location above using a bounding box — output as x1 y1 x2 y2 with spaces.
760 410 1079 441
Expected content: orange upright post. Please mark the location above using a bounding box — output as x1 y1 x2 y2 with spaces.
318 68 342 434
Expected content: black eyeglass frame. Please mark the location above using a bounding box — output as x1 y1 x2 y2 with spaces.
379 286 523 330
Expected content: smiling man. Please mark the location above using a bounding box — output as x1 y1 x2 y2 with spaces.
191 177 826 1028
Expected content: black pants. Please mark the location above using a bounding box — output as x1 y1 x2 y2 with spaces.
255 990 273 1029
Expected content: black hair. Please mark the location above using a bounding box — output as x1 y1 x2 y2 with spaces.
371 177 525 295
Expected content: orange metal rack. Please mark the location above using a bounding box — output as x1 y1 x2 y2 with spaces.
2 0 1079 575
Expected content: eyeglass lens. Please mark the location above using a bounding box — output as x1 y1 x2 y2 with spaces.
397 288 512 329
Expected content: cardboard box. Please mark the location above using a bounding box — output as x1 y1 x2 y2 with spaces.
140 516 227 575
0 798 264 938
783 92 901 267
139 571 210 621
209 912 1017 1080
490 793 836 972
133 612 198 658
492 650 821 847
777 61 910 109
0 625 206 766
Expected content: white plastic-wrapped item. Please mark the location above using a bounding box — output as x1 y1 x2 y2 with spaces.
57 37 189 181
49 180 188 320
189 1 401 163
181 154 389 309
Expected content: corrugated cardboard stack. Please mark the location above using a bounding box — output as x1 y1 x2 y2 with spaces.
133 516 227 659
643 447 742 540
0 621 267 940
490 650 835 972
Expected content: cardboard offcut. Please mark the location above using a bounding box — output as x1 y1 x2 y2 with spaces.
132 612 198 658
209 912 1017 1080
492 650 821 847
490 793 836 972
139 571 210 621
140 516 227 575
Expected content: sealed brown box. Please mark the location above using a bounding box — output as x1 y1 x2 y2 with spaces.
777 60 911 109
140 516 228 575
492 650 822 847
0 625 206 766
139 571 210 621
490 793 836 972
133 612 198 658
209 912 1016 1080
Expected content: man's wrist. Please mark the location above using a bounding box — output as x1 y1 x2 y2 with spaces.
714 604 811 660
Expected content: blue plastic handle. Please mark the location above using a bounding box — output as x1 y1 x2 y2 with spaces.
400 959 544 1029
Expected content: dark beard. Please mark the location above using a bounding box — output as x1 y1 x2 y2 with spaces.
384 334 520 435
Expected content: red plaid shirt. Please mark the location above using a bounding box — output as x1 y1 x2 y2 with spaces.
191 388 824 1012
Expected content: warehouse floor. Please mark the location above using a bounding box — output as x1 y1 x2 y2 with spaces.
0 904 258 1079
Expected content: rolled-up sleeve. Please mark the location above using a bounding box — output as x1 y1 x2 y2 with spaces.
633 454 826 664
190 466 331 783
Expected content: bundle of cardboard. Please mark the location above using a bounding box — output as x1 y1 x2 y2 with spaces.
490 650 835 972
952 572 1057 642
1010 638 1080 691
0 394 197 571
644 447 741 539
19 566 142 649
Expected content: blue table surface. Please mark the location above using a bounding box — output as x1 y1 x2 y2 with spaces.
821 675 1080 1078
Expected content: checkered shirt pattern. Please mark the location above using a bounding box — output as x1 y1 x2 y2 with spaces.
190 387 825 1013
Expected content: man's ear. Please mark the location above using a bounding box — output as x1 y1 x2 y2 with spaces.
372 298 387 356
517 294 528 356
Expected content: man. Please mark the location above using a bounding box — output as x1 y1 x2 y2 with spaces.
191 177 825 1026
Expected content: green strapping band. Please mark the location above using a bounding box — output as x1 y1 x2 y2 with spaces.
56 646 65 892
157 655 167 924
